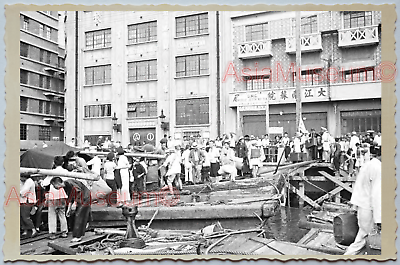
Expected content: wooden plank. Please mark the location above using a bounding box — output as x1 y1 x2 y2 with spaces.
318 171 353 193
314 186 343 204
287 183 321 209
297 228 319 245
48 242 77 255
268 241 323 255
252 245 282 255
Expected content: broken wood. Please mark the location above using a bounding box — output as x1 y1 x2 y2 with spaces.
20 167 100 181
48 242 77 255
287 182 321 209
314 186 344 204
318 171 353 193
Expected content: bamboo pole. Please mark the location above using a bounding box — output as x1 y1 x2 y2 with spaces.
20 167 100 181
79 151 166 160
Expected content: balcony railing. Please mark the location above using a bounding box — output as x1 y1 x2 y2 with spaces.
285 33 322 53
338 25 379 47
238 40 272 59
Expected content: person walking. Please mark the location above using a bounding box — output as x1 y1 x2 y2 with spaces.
344 156 381 255
104 152 117 205
189 142 205 184
20 173 38 238
116 147 131 205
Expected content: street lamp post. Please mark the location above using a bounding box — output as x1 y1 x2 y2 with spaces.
112 112 120 141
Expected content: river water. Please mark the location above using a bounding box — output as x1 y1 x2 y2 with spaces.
145 206 312 244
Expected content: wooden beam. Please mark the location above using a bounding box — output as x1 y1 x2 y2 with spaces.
287 182 321 209
318 171 353 193
314 186 343 204
80 151 166 159
48 242 77 255
20 167 100 181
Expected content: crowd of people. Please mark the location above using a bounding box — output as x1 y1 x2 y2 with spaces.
20 129 382 241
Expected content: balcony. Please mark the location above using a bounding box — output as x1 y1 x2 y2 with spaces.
338 25 379 47
285 33 322 53
238 40 272 59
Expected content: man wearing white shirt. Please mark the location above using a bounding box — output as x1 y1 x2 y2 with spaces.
20 173 37 238
350 131 360 153
345 157 381 255
41 156 69 239
87 155 102 176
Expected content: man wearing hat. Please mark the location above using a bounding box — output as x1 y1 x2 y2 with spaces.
350 131 360 154
218 141 237 181
162 142 183 195
189 142 205 184
321 127 331 162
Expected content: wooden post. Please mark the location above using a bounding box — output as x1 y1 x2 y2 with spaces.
299 181 305 207
295 11 302 132
20 167 100 181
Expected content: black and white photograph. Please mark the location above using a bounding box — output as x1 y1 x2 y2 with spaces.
5 6 396 260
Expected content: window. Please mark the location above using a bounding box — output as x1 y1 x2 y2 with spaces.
301 16 318 34
20 124 27 140
58 57 65 68
39 24 44 37
245 76 271 90
176 54 209 77
341 110 381 134
22 16 29 30
245 23 269 41
341 67 375 83
84 104 112 118
176 13 208 37
20 42 29 57
176 98 209 125
46 27 51 39
20 69 28 84
128 60 157 81
85 65 111 85
127 101 157 118
85 28 111 49
291 69 324 86
343 11 373 29
20 97 28 111
128 21 157 44
39 126 51 141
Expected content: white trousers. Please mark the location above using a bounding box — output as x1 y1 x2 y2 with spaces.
344 207 374 255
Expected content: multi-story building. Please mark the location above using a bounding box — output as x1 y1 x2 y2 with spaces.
20 11 66 141
64 11 382 147
222 11 382 138
65 11 220 147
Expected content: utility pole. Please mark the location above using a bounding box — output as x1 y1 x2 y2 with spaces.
295 11 302 132
74 11 79 146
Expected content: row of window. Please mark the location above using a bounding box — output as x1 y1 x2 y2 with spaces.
20 42 65 68
84 104 112 118
84 54 210 85
243 11 373 42
244 67 379 91
20 96 64 116
85 13 209 50
20 124 52 141
84 98 210 126
20 15 57 42
20 69 65 92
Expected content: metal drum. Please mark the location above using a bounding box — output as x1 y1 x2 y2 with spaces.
333 213 359 246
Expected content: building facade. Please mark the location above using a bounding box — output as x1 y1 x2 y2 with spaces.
64 11 382 147
65 11 220 147
221 11 382 138
20 11 65 141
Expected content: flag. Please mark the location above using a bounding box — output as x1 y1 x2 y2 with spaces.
299 118 308 134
